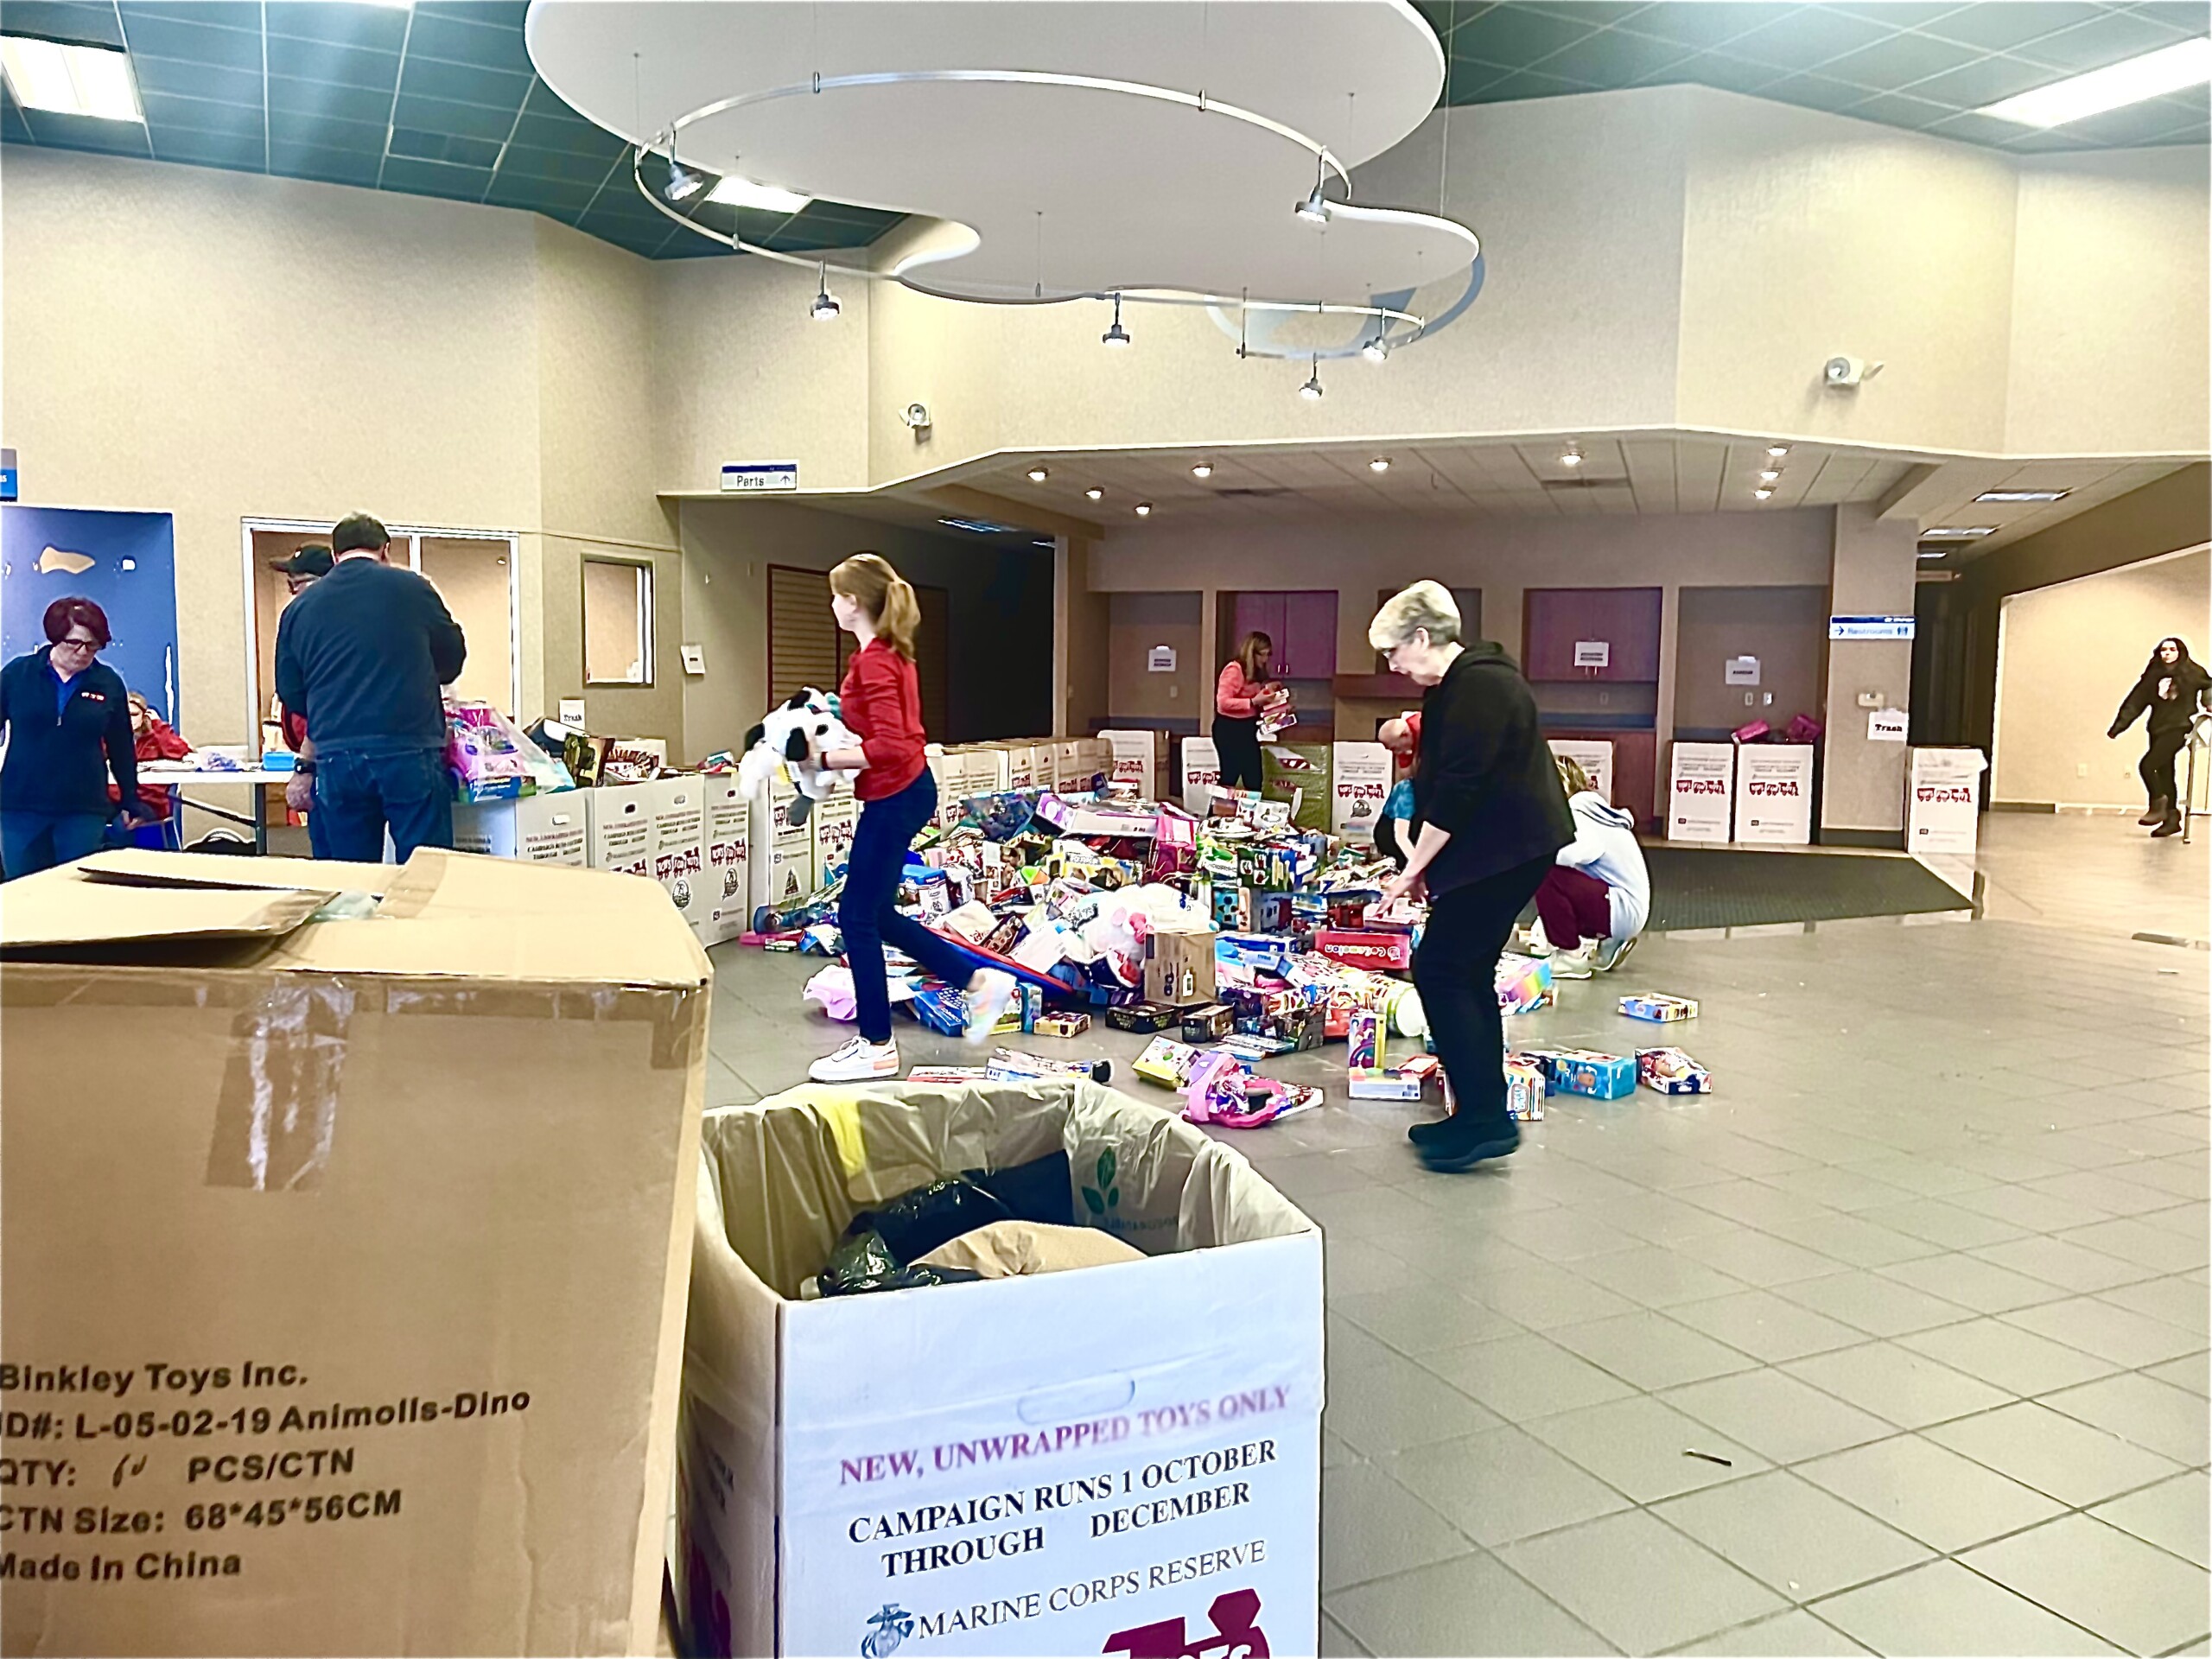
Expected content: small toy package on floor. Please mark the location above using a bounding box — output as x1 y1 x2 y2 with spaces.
1132 1035 1205 1089
1504 1056 1547 1121
1637 1046 1713 1094
1496 952 1556 1015
1620 992 1700 1023
1522 1046 1637 1100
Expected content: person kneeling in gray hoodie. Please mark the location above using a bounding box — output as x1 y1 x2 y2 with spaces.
1529 756 1649 977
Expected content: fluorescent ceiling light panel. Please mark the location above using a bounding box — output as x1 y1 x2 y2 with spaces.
1916 549 1951 559
706 176 813 213
1980 36 2212 127
1923 525 1997 537
2 35 143 122
1975 488 2071 503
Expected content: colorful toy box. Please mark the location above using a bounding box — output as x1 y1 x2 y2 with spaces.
1217 931 1298 975
1133 1036 1204 1089
1033 1010 1091 1039
1106 1001 1180 1034
1496 952 1556 1015
1313 929 1413 973
1621 993 1700 1023
1522 1046 1637 1100
1637 1047 1713 1094
1180 1003 1236 1042
1504 1056 1548 1121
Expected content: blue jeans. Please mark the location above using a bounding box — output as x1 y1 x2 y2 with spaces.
314 747 454 864
2 810 109 880
839 771 984 1044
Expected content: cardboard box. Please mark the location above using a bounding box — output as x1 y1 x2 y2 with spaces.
1 849 709 1655
1052 739 1088 792
1637 1046 1713 1095
1098 729 1167 798
1141 922 1220 1007
1497 953 1556 1015
1619 992 1699 1022
1908 747 1986 857
1261 742 1332 833
965 747 1012 797
1105 1001 1179 1034
1348 1067 1424 1101
1331 742 1393 842
696 776 754 946
749 772 817 917
1504 1057 1547 1121
1313 930 1413 973
677 1081 1321 1659
646 774 707 922
1180 1002 1236 1042
452 791 589 866
1667 741 1735 842
810 789 860 880
1033 1011 1091 1039
1179 737 1222 815
1132 1035 1205 1088
1547 739 1615 804
588 780 655 880
1001 742 1045 792
1217 931 1297 976
1734 743 1815 845
925 749 963 830
1523 1046 1637 1100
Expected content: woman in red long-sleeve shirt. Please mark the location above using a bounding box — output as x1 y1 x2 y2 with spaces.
810 553 1013 1082
1213 632 1283 791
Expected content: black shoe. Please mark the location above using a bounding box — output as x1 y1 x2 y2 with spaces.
1420 1129 1522 1173
2152 812 2183 838
1408 1116 1454 1147
2141 798 2170 826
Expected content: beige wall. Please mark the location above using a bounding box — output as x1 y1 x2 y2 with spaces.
1106 591 1205 722
1994 548 2212 809
418 537 514 709
1821 505 1919 833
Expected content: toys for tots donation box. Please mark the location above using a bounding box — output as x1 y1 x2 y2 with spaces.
678 1082 1323 1659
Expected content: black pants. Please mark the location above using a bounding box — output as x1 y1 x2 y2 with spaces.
1414 855 1554 1145
1213 716 1264 791
2141 729 2186 808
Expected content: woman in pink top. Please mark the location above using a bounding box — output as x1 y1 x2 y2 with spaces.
1213 632 1281 791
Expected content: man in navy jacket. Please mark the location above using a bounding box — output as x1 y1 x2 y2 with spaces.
274 513 466 862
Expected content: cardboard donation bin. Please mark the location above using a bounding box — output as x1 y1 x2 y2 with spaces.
1330 743 1391 842
453 791 590 866
677 1079 1323 1659
1667 742 1734 842
1099 731 1168 799
1732 744 1815 845
648 775 708 921
1179 739 1221 816
1141 921 1219 1007
749 772 817 917
0 849 710 1656
811 790 861 883
1907 747 1985 857
1547 739 1614 804
696 778 753 947
588 780 655 878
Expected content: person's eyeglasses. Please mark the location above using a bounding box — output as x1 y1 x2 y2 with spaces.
54 637 99 654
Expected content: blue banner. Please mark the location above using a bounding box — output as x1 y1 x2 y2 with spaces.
2 506 181 724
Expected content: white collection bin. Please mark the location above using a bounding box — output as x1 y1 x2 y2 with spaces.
1667 742 1735 842
1733 744 1815 845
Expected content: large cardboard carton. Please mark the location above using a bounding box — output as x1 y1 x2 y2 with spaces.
1141 920 1220 1007
966 747 1013 797
1733 743 1815 845
1667 741 1735 842
1179 738 1222 815
1262 742 1332 832
1099 730 1168 799
810 789 860 881
1001 742 1045 792
748 771 817 917
452 791 589 866
1331 742 1391 842
1907 747 1986 856
647 775 708 923
926 750 963 830
0 849 709 1656
677 1080 1322 1659
696 777 753 946
1548 738 1614 804
588 781 655 879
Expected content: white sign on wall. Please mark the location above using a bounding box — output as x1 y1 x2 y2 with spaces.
1573 640 1611 670
1829 614 1916 640
1733 744 1815 845
720 461 799 493
1147 645 1178 673
1668 742 1735 842
1725 656 1761 686
1868 708 1910 742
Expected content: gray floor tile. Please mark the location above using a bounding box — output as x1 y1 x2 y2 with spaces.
1796 1433 2068 1552
2141 1199 2212 1238
1856 1196 2032 1250
1319 1611 1369 1658
1489 1207 1652 1261
1335 1283 1523 1356
1666 1608 1873 1656
1499 1509 1788 1654
1381 1426 1634 1548
1972 1234 2164 1294
1681 1179 1841 1231
1568 1244 1758 1308
1654 1469 1935 1600
2145 1350 2211 1397
2002 1295 2208 1368
1673 1225 1851 1287
1661 1367 1900 1464
1325 1346 1505 1458
1755 1208 1948 1269
1924 1400 2186 1507
1461 1257 1643 1331
2092 1471 2210 1570
2042 1371 2212 1466
1524 1394 1771 1503
1266 1152 1389 1204
1548 1309 1763 1390
2063 1216 2212 1274
1875 1250 2074 1315
1327 1549 1618 1656
1319 1463 1476 1592
1592 1189 1745 1244
2027 1168 2206 1219
1667 1289 1872 1363
1752 1164 1919 1213
1773 1268 1979 1338
1847 1157 1999 1199
1416 1332 1638 1421
1781 1339 2016 1429
1948 1181 2116 1234
1809 1558 2124 1656
1962 1514 2212 1658
1900 1316 2125 1395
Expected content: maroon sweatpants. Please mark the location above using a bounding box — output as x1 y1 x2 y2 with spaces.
1534 864 1612 951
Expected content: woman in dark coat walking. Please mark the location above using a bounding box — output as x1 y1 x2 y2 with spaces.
0 597 150 878
2110 637 2211 838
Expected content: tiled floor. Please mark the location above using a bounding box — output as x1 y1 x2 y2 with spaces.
704 816 2209 1656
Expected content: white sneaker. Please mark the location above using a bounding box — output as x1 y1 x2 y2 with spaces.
1594 933 1638 974
963 969 1019 1046
1522 919 1554 957
1548 946 1596 980
810 1037 899 1083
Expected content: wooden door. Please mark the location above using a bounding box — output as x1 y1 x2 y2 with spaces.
1280 591 1338 679
1522 588 1662 682
1230 593 1286 659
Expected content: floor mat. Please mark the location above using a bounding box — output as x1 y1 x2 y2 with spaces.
1642 846 1973 931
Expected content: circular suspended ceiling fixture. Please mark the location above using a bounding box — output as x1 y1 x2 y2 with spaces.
524 0 1479 360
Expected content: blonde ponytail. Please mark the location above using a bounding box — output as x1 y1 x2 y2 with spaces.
830 552 920 660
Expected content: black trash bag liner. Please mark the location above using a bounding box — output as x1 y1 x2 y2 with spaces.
963 1149 1076 1230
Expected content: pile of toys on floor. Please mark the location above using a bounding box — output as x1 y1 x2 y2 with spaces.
752 769 1712 1125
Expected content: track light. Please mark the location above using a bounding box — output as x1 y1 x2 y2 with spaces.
1362 334 1389 365
808 262 840 321
1134 501 1154 517
1101 295 1132 349
664 157 706 202
1192 462 1214 479
1294 156 1332 226
1369 457 1390 473
1027 466 1049 482
1085 486 1104 500
1299 358 1325 401
1758 468 1780 483
1765 444 1789 458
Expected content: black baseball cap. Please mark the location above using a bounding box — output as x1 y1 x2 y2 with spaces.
330 513 391 556
271 544 334 579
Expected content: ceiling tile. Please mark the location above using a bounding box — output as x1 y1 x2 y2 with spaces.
2051 95 2210 143
404 10 536 75
1999 125 2103 149
1536 26 1702 84
19 106 154 154
142 89 264 135
130 54 264 104
1817 29 1984 88
377 153 493 200
1723 6 1898 71
2014 8 2205 69
416 1 529 29
1903 54 2083 106
1641 50 1789 92
1463 67 1605 101
267 108 386 152
1518 2 1656 22
1846 88 1966 124
152 124 265 168
7 1 127 48
509 109 625 159
266 74 391 124
493 141 615 185
1760 70 1887 112
485 171 597 214
1918 1 2109 50
120 1 256 27
397 54 531 111
389 125 502 168
268 138 381 184
264 35 401 93
2127 1 2211 27
1821 3 1974 22
391 90 516 142
112 10 263 70
1449 3 1605 67
1612 2 1798 49
1921 107 2040 143
263 2 408 53
1410 1 1457 40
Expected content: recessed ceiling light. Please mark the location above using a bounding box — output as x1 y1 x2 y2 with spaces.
1369 457 1391 473
1758 468 1780 482
1916 548 1952 560
1191 462 1214 479
1560 448 1582 467
1027 466 1049 483
1 35 142 121
706 176 813 213
1765 444 1789 458
1975 488 2071 503
1134 501 1154 517
1753 487 1774 500
1923 525 1998 537
1084 486 1104 501
1981 36 2212 128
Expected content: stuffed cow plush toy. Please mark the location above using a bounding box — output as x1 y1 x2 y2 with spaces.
739 688 861 824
